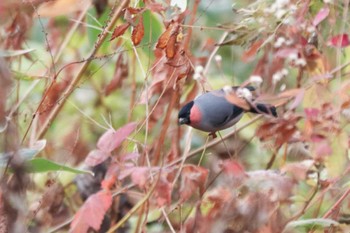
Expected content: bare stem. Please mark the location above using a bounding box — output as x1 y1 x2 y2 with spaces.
34 0 130 140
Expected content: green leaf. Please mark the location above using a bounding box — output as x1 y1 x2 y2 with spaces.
27 158 93 175
283 218 339 232
142 10 163 57
86 8 109 48
0 140 47 166
0 48 35 57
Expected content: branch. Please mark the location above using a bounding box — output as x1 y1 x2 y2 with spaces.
35 0 130 140
323 186 350 219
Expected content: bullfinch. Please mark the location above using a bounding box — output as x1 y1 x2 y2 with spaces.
178 86 277 133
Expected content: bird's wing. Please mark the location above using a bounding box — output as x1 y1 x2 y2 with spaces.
196 91 244 128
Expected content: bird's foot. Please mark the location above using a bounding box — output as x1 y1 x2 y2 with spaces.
209 132 217 138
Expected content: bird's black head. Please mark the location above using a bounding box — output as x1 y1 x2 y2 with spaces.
178 101 194 125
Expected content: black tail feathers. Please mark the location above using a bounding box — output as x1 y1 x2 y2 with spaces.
249 103 277 117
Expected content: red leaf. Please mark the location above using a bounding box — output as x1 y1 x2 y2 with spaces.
121 152 140 161
180 165 208 202
327 34 350 48
221 160 246 177
84 149 110 167
145 2 166 13
105 54 128 96
101 175 117 190
38 80 68 124
131 167 149 188
70 191 112 233
126 7 144 14
97 122 137 153
241 40 263 62
118 166 134 180
313 7 330 26
304 108 319 119
154 177 172 206
132 15 144 46
256 116 301 148
110 23 130 41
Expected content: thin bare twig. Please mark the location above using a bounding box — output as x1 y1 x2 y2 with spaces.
33 0 130 141
106 174 160 233
323 186 350 219
162 207 176 233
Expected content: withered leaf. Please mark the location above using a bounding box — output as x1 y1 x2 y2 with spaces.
156 22 179 50
256 116 301 148
157 26 172 49
105 54 128 96
225 92 251 110
241 40 263 62
126 7 144 14
165 32 177 59
180 165 208 202
70 190 112 232
145 2 165 13
132 15 144 46
110 23 130 41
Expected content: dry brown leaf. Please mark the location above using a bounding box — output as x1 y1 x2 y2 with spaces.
131 15 144 46
241 40 263 62
225 92 251 110
110 23 130 41
38 80 67 124
156 21 180 56
165 32 177 59
105 54 128 95
145 1 166 13
126 7 144 14
156 24 173 49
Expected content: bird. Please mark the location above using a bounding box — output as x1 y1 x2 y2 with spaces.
178 86 277 133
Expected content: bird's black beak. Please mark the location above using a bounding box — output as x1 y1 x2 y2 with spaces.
178 117 190 125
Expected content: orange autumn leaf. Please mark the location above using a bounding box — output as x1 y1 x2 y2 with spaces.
165 32 177 59
38 80 68 124
241 40 263 62
105 54 128 96
110 23 130 41
156 25 173 49
156 22 180 52
303 44 329 84
132 15 144 46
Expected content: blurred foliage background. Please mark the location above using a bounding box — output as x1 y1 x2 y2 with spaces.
1 0 350 232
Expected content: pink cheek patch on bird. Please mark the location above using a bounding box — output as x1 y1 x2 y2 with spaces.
189 104 202 126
